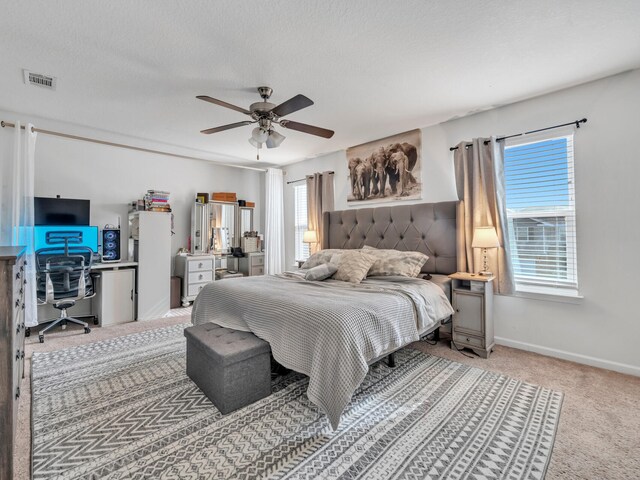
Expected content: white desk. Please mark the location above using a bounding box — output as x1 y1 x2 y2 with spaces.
36 261 139 327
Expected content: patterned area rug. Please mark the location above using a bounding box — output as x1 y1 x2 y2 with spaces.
31 324 562 479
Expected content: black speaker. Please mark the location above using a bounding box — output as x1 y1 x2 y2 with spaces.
101 228 121 262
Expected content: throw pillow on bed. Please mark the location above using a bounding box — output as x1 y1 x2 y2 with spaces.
304 263 339 281
332 250 377 284
362 245 429 277
301 249 344 269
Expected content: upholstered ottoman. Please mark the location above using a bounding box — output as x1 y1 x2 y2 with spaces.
184 323 272 414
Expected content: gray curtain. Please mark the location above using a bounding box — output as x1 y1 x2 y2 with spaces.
454 137 514 294
306 171 335 253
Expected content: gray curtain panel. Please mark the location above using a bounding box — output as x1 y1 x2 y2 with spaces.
454 138 514 294
306 171 335 253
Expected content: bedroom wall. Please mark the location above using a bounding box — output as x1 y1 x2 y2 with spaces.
0 110 265 274
282 68 640 376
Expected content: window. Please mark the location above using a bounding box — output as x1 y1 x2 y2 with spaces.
294 184 309 261
504 131 578 294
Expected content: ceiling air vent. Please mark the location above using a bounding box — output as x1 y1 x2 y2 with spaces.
23 69 57 90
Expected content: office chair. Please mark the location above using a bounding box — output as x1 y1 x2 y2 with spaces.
35 234 96 343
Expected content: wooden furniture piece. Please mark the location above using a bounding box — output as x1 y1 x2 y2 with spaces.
0 246 26 480
129 211 171 320
449 272 494 358
175 254 216 306
238 252 264 276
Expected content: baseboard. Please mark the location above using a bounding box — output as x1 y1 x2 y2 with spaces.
494 336 640 377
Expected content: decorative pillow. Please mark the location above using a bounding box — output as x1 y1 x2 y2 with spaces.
362 245 429 277
301 249 344 269
304 263 339 281
332 250 378 284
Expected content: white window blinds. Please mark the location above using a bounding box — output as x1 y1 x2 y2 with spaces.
504 131 578 293
294 184 309 262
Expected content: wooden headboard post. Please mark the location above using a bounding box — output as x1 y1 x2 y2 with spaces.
322 201 458 275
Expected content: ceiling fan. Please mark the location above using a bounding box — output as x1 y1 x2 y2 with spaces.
197 87 334 158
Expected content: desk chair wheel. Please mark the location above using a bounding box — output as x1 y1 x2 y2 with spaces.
84 327 91 334
39 334 44 343
25 327 31 337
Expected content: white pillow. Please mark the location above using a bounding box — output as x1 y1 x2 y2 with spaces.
301 249 344 269
332 250 377 284
362 245 429 277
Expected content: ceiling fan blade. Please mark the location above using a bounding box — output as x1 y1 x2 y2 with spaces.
280 120 334 139
197 95 252 115
272 94 314 117
200 121 253 134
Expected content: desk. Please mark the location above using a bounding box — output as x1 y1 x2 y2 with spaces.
36 261 138 327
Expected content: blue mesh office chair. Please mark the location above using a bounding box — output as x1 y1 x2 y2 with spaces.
35 232 96 343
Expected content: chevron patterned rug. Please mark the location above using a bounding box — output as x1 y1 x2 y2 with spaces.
31 324 562 479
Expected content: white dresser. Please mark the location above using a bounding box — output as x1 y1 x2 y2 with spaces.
238 252 265 276
175 254 216 305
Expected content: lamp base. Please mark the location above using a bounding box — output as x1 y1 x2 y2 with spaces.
479 270 493 276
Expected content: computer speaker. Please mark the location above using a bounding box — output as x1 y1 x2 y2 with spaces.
101 228 121 262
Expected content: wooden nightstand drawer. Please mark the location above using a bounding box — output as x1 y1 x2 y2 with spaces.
251 266 264 276
453 333 485 349
251 255 264 267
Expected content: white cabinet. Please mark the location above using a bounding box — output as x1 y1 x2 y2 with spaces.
449 272 494 359
129 212 171 320
175 254 216 306
238 252 264 276
96 268 135 326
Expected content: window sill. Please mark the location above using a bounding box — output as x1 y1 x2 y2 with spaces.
505 284 583 304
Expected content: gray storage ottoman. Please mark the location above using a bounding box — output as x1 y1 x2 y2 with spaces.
184 323 272 414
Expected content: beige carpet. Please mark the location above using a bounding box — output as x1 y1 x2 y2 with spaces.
15 317 640 479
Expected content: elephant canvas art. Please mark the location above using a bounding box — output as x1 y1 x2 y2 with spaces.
346 129 422 203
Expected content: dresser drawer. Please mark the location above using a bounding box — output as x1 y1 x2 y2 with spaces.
251 266 264 276
251 255 264 267
188 271 213 284
453 333 485 349
187 283 209 298
188 259 213 272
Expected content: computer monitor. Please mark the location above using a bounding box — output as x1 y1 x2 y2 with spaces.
35 197 90 226
34 226 99 253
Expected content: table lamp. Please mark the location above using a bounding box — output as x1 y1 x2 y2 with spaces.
472 226 499 276
303 230 318 254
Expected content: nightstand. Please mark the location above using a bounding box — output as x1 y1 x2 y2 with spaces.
448 272 495 358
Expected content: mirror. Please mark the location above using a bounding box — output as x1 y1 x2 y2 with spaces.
190 201 237 254
239 207 254 236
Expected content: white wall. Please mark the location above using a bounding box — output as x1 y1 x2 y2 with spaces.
0 111 265 274
283 69 640 375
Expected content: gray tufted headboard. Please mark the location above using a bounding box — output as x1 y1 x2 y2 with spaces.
322 201 458 275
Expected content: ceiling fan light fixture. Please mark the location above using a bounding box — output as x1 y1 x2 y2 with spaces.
265 130 285 149
251 127 269 143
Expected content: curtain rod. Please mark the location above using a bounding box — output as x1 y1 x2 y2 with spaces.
286 171 335 185
449 118 587 151
0 120 268 172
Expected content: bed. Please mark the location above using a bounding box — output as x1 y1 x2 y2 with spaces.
192 201 458 429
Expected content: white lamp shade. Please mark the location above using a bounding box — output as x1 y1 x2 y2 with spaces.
472 226 500 248
265 130 285 149
303 230 318 243
251 127 269 143
248 137 263 148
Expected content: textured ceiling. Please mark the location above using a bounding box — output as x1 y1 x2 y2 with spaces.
1 0 639 166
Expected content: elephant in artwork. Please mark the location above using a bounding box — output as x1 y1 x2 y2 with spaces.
385 142 418 194
353 158 373 200
348 156 362 199
388 151 410 196
370 147 389 197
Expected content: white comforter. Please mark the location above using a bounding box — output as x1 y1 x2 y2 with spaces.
192 272 453 429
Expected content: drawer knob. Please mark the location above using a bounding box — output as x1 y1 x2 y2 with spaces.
15 386 20 399
16 349 20 360
199 274 203 280
466 337 470 342
15 299 20 307
456 308 460 313
15 272 21 279
198 262 203 268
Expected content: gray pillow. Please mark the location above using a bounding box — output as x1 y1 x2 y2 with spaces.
362 245 429 277
304 263 339 281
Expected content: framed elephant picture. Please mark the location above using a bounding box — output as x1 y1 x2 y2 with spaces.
346 129 422 204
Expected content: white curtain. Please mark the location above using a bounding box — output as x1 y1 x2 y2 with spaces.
0 121 38 327
264 168 285 275
306 171 335 252
453 137 514 294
